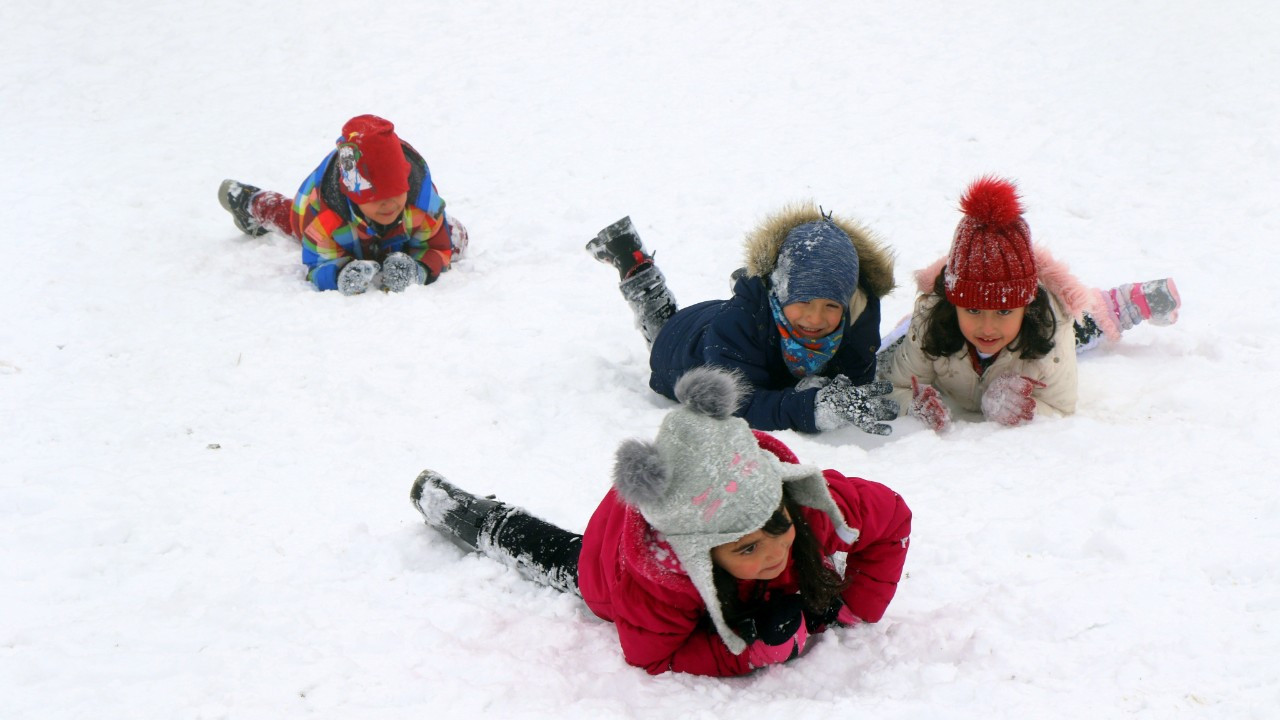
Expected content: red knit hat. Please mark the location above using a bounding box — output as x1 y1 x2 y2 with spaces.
334 115 411 204
944 176 1038 309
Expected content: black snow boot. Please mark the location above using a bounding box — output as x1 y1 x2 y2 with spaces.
410 470 506 553
218 179 269 236
620 264 678 345
586 216 654 280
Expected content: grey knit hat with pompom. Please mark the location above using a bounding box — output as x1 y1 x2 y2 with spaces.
611 365 852 655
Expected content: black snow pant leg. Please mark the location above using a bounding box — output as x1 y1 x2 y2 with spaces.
484 508 584 597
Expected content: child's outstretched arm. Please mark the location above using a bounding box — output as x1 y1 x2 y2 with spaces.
820 470 912 622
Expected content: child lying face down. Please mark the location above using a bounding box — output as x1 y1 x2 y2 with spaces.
880 176 1181 430
411 366 912 676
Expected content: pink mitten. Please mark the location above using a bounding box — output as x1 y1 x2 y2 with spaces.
746 620 809 668
981 374 1047 426
909 376 951 431
836 606 862 625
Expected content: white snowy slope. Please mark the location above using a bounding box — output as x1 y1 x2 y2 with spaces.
2 1 1278 718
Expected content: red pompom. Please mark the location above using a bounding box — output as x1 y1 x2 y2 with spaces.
959 176 1024 226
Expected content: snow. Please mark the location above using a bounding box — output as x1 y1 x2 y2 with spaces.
3 1 1279 717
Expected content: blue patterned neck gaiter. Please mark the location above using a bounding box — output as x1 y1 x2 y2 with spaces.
768 293 844 378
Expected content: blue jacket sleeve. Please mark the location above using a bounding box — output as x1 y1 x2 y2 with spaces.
306 261 344 291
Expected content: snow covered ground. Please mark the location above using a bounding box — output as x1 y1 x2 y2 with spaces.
4 1 1279 717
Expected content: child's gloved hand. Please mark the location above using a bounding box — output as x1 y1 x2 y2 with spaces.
981 373 1047 426
814 376 898 435
735 594 805 645
803 596 848 632
380 252 427 292
835 605 862 626
746 629 808 668
736 594 810 668
801 597 863 630
337 259 381 296
909 376 951 432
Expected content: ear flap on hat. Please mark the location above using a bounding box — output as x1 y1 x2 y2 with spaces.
612 439 669 507
777 462 858 541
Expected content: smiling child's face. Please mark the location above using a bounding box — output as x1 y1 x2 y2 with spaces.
955 305 1026 355
782 298 844 340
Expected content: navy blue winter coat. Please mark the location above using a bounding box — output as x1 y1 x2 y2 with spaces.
648 205 896 433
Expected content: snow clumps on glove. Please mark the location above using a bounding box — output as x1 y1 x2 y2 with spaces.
814 375 897 435
981 373 1046 426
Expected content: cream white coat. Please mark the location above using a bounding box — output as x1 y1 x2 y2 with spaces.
880 246 1115 420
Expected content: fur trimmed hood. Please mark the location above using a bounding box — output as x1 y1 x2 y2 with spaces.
741 203 896 300
914 245 1121 341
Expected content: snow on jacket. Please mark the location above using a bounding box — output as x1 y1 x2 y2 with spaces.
648 205 896 433
576 430 912 677
293 141 452 291
880 245 1112 418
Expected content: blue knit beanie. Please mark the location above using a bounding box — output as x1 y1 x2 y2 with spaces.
769 220 860 308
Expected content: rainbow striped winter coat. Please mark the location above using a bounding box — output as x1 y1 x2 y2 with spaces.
293 142 453 291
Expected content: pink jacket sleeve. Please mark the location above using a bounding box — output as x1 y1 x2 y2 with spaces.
820 470 912 622
608 574 753 677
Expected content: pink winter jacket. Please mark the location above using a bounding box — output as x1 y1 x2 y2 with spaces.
881 246 1117 419
576 431 912 677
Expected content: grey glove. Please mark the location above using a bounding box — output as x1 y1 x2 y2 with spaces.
814 376 898 435
337 259 381 296
381 252 427 292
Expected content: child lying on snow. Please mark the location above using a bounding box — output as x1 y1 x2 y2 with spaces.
879 176 1181 430
217 114 467 295
585 205 899 437
410 366 911 676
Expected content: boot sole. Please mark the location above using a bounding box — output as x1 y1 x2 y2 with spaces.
410 469 445 512
1143 278 1181 325
597 215 635 243
410 469 505 554
584 234 612 263
585 216 638 263
217 179 237 213
218 179 268 236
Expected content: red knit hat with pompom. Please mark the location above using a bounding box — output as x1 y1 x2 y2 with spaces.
334 115 411 204
944 176 1038 309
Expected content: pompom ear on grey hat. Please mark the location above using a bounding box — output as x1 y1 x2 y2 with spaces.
610 365 853 655
672 365 743 418
612 439 668 508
